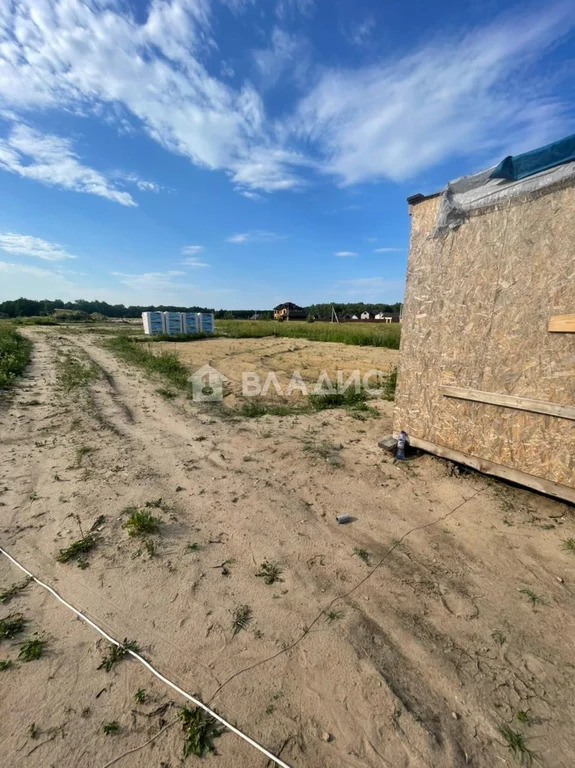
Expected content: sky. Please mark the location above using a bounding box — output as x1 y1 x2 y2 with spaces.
0 0 574 310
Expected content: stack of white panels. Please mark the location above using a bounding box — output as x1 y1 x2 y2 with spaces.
197 313 214 333
142 311 165 335
163 312 182 334
181 313 199 334
142 311 215 335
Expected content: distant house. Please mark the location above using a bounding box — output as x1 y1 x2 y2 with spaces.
350 314 359 320
360 311 372 320
375 312 401 323
273 302 307 320
250 313 260 320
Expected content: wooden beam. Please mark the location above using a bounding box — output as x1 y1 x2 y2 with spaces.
548 314 575 332
440 386 575 422
392 433 575 504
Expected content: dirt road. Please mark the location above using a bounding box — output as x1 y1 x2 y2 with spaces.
1 329 574 768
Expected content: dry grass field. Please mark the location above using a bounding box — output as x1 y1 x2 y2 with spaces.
1 326 574 768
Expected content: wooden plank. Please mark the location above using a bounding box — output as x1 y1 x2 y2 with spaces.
440 386 575 422
548 314 575 332
392 433 575 504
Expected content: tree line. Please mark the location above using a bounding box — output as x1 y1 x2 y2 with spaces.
0 297 401 321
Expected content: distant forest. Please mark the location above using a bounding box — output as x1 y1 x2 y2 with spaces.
0 297 402 321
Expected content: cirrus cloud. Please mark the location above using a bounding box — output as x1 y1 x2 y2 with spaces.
0 232 77 261
0 123 136 206
181 245 205 255
0 0 572 198
226 230 282 243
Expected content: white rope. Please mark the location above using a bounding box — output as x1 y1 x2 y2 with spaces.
0 546 292 768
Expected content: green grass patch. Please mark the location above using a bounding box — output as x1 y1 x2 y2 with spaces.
0 578 31 604
232 604 252 636
498 724 537 765
238 400 302 418
0 613 26 640
156 387 177 399
519 588 546 607
18 636 46 661
98 639 140 671
0 325 32 391
255 560 284 585
104 335 189 389
0 659 13 670
381 366 398 401
237 388 376 419
57 535 97 564
102 721 120 735
123 508 162 537
12 315 58 326
309 388 368 411
179 706 225 758
217 319 401 349
353 547 371 566
135 332 208 343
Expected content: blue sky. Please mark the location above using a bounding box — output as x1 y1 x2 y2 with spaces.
0 0 574 309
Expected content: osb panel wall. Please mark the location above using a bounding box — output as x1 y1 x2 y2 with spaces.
394 187 575 489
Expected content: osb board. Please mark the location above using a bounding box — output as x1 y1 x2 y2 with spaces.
394 187 575 491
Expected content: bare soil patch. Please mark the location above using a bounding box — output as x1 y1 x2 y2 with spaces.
1 328 574 768
153 336 398 405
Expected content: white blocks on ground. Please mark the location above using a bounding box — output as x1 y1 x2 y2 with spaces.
197 313 214 333
181 313 199 334
142 311 215 335
164 312 182 334
142 311 165 335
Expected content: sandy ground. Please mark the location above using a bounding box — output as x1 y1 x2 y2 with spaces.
153 336 399 406
0 328 574 768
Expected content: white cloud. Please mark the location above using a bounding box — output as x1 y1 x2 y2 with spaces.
0 1 572 196
0 123 136 206
226 230 281 243
181 257 209 267
253 28 309 90
295 5 574 184
112 271 186 292
181 245 204 255
0 0 306 194
121 173 163 193
374 247 404 253
0 261 80 301
110 269 234 304
0 233 77 261
347 16 376 48
0 261 232 305
276 0 315 19
335 251 358 258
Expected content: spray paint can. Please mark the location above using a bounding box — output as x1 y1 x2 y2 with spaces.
336 513 351 524
396 431 407 460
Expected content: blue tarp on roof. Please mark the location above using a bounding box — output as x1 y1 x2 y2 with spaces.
490 133 575 181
